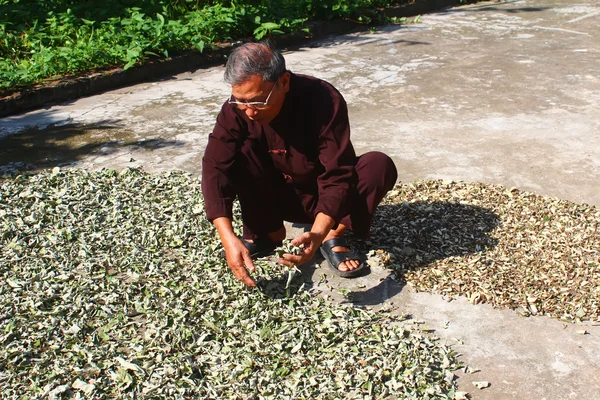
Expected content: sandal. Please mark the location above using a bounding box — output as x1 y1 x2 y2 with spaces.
319 237 368 278
220 236 282 259
242 236 282 259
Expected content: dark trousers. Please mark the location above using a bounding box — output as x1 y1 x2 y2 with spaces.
233 140 397 241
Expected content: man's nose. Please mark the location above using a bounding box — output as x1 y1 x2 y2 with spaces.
245 107 258 119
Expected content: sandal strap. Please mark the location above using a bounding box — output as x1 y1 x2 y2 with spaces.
321 238 361 267
320 237 348 251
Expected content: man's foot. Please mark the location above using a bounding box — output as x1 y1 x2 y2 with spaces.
242 237 283 259
319 237 367 278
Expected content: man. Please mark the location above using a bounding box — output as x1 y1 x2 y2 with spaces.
202 41 397 287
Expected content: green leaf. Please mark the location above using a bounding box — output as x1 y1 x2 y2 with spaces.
260 22 280 30
126 47 141 60
253 27 266 40
97 330 109 341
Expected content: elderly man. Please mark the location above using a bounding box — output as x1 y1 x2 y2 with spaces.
202 41 397 287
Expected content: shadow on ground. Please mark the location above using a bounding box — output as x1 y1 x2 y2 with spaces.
369 202 500 268
0 120 184 176
261 202 500 305
355 202 500 305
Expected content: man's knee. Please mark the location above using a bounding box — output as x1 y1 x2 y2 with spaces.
356 151 398 191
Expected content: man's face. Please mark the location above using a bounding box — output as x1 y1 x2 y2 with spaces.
230 72 290 125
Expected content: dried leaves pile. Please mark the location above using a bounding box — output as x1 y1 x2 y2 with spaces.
1 169 461 399
371 180 600 322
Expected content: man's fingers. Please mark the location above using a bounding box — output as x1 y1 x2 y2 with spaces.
242 275 256 287
278 254 303 267
225 247 257 287
291 232 311 247
277 258 296 268
231 263 256 287
242 251 256 273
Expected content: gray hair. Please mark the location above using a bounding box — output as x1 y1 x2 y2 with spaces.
224 41 286 85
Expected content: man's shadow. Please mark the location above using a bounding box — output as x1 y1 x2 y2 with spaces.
258 201 500 304
353 201 500 305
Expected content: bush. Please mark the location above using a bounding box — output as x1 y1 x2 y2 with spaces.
0 0 404 91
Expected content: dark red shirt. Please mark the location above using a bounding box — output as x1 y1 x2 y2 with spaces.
202 73 357 223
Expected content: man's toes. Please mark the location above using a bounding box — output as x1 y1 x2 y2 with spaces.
338 260 359 272
339 261 352 272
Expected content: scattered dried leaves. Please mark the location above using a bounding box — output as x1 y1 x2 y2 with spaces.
370 180 600 322
0 169 462 399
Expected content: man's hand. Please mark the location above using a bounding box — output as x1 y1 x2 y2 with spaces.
277 231 325 267
213 216 256 287
222 235 256 287
278 212 335 268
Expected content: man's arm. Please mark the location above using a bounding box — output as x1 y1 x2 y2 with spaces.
278 80 355 267
201 107 246 222
202 105 257 287
313 82 357 223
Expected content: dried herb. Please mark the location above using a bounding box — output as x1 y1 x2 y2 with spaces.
370 180 600 322
0 169 462 399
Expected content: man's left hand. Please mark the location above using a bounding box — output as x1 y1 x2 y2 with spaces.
277 231 325 267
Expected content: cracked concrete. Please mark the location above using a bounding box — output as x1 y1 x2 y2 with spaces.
1 0 600 398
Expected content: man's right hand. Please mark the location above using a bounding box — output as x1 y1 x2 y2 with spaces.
221 235 257 287
213 217 257 287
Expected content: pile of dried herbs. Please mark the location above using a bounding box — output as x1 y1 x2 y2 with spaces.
370 180 600 322
1 168 461 399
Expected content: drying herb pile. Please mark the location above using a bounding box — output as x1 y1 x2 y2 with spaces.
0 168 461 399
371 180 600 322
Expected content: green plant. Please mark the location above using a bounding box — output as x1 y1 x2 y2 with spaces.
0 0 416 92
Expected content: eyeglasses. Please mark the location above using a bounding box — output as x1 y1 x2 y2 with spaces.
228 82 276 110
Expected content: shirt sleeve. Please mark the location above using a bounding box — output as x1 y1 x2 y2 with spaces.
201 105 248 221
313 83 357 222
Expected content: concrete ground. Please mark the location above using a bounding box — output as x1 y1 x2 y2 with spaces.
1 0 599 398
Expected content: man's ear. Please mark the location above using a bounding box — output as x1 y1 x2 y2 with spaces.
280 72 291 93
